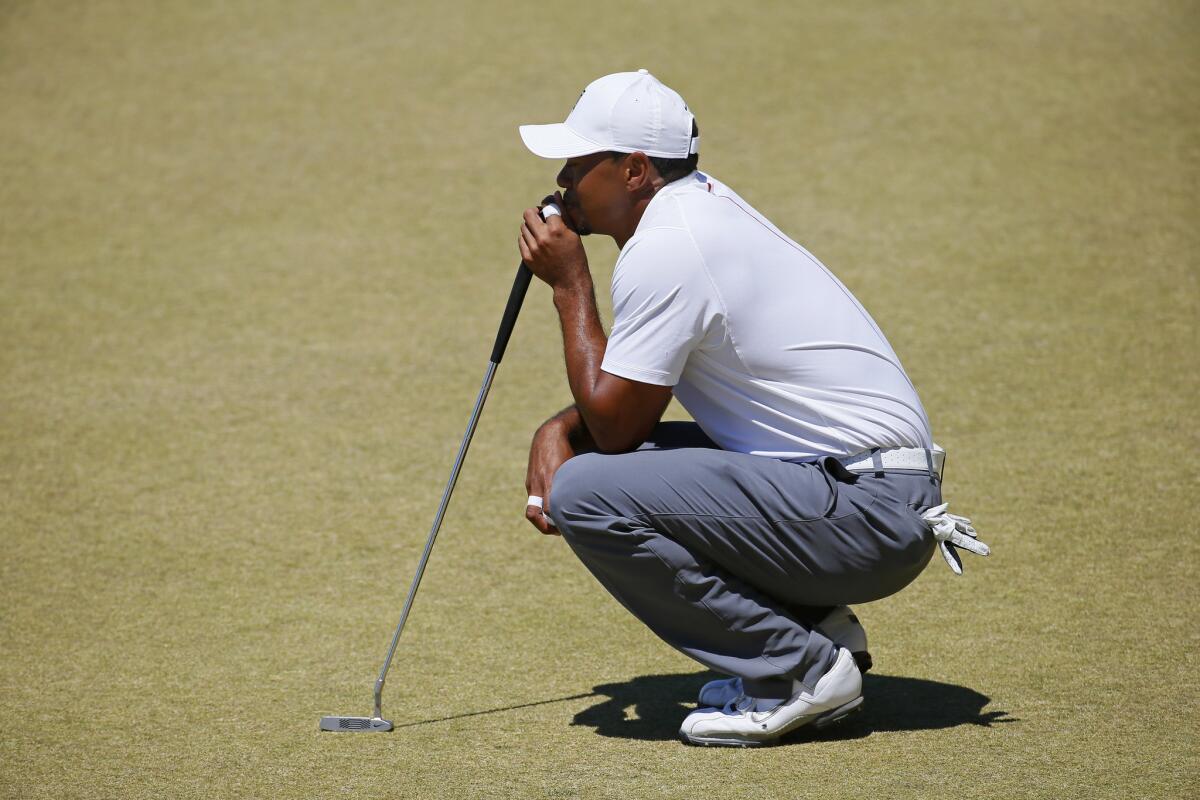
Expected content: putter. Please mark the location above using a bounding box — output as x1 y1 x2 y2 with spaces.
320 205 560 733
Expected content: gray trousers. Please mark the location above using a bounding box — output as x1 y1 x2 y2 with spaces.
549 422 940 699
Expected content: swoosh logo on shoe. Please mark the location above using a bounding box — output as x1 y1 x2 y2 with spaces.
749 707 780 724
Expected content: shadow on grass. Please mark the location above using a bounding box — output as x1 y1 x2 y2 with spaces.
388 672 1012 746
570 671 1015 743
390 692 598 729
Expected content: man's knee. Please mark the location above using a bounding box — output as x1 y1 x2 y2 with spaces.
547 453 602 537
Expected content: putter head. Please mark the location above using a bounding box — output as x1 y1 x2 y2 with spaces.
319 715 394 733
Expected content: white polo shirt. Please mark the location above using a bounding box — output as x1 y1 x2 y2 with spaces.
600 171 933 459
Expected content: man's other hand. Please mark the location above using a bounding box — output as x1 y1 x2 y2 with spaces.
524 420 576 535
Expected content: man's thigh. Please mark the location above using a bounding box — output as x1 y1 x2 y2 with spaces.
550 446 934 606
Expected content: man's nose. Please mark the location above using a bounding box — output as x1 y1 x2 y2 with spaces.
556 165 570 190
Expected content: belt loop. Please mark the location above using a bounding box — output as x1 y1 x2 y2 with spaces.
926 446 945 482
870 448 884 478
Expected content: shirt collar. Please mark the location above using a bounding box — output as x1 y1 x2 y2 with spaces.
629 170 704 242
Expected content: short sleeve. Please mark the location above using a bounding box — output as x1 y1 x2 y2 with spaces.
601 227 718 386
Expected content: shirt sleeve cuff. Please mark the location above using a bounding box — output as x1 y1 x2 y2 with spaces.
600 359 678 387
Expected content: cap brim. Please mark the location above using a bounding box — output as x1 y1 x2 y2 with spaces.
519 123 607 159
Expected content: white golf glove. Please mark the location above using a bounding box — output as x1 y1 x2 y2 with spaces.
921 503 991 575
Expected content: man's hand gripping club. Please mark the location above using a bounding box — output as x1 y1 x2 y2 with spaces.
519 192 590 292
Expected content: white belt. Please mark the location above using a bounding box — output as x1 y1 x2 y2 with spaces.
840 445 945 479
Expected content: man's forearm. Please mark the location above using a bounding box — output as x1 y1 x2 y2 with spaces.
552 280 608 418
549 279 671 453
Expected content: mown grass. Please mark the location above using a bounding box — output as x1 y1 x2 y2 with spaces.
2 1 1196 798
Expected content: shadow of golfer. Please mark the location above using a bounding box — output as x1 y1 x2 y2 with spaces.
571 671 1014 743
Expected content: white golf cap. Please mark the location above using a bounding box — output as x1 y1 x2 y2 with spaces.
519 70 699 160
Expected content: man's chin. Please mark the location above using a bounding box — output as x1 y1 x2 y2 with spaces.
564 208 591 236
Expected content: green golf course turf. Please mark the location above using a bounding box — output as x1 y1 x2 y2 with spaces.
2 1 1196 797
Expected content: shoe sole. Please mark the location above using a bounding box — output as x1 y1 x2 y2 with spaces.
813 695 864 729
679 696 864 748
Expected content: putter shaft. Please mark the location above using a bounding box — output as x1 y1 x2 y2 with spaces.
368 262 534 722
372 359 501 718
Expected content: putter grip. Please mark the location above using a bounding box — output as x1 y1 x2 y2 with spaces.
490 263 532 364
489 203 559 364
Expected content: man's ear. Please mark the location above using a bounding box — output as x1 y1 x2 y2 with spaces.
624 152 658 193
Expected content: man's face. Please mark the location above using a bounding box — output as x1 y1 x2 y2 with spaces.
555 152 629 238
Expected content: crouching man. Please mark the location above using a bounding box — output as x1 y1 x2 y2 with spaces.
516 70 989 747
